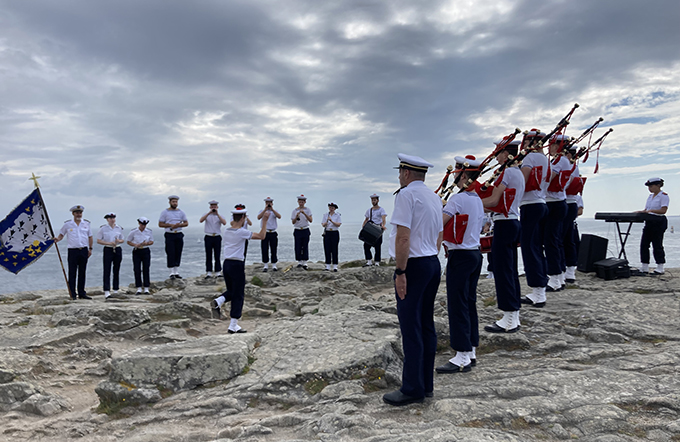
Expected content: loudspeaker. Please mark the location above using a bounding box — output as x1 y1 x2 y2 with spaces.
577 234 608 272
594 258 630 280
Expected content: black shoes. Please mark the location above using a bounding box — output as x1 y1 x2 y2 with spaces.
382 390 424 406
210 300 221 319
435 361 471 374
272 268 278 272
520 297 546 308
263 268 268 273
297 264 303 268
228 328 247 334
78 294 92 300
484 323 520 333
565 278 576 283
333 269 338 272
175 274 182 279
546 285 562 292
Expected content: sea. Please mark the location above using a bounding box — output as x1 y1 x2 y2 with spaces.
1 218 679 295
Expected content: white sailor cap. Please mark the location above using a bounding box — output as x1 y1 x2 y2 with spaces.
137 217 150 224
232 208 248 214
370 194 380 199
297 194 307 200
264 197 274 202
328 201 338 208
394 153 434 172
208 200 219 205
525 128 546 138
566 145 578 155
645 177 664 186
454 155 482 169
493 139 521 147
168 195 180 200
549 134 571 144
104 212 116 218
70 205 85 212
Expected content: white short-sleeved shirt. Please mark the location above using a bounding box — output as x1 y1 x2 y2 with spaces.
322 212 342 231
521 152 549 205
442 190 485 250
566 164 581 203
159 209 188 233
258 209 278 230
389 180 443 258
365 207 387 225
291 207 312 228
493 166 524 220
127 227 153 246
546 156 572 202
645 192 670 214
202 213 223 235
223 228 253 261
97 224 124 245
59 220 92 248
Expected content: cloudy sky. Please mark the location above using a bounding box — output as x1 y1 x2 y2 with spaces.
1 0 679 227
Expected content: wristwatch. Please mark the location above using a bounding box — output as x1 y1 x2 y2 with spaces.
394 268 406 276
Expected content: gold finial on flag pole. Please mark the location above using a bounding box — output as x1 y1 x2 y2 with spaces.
29 173 41 189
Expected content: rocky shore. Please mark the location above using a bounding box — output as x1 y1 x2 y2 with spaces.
0 261 679 441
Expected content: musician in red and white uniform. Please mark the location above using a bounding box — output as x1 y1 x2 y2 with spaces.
436 156 484 374
544 134 573 291
563 146 582 283
638 178 670 274
518 129 549 307
481 140 524 333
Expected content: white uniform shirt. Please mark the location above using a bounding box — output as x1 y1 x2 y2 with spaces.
322 212 342 231
566 164 581 203
389 180 443 258
97 224 124 246
258 209 278 230
202 213 223 235
442 190 485 250
222 228 253 261
159 209 188 233
645 192 670 215
493 166 524 220
545 156 572 202
291 207 312 228
59 220 92 248
365 207 387 225
127 227 154 247
574 194 584 210
520 152 549 205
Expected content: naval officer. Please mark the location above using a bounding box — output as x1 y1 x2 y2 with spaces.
291 195 313 269
639 178 670 274
54 205 93 300
158 195 188 279
321 202 342 272
199 200 227 278
127 217 154 294
96 212 124 300
258 197 282 272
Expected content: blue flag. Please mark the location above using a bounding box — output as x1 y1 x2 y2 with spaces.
0 189 55 274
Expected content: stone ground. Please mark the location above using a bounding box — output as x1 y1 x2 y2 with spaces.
0 261 679 441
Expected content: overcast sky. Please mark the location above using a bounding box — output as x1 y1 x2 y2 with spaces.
1 0 679 228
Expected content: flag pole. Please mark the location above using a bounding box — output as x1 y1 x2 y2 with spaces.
30 173 73 300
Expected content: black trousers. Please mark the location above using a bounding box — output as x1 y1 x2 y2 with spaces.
395 256 440 399
446 249 482 352
67 247 89 298
204 235 222 272
132 248 151 288
220 259 246 319
491 219 521 312
102 247 122 291
261 231 278 263
363 235 383 262
641 216 667 264
293 228 310 261
164 232 184 268
520 203 548 288
323 230 340 265
563 203 579 267
544 201 568 276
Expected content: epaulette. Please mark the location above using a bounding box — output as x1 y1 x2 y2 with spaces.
64 219 70 223
662 192 668 195
83 219 90 223
100 224 106 228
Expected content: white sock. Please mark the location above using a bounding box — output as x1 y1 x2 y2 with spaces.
143 288 149 293
641 263 649 272
495 311 511 329
263 263 268 269
333 264 338 270
471 347 477 360
509 310 521 329
175 267 180 275
548 275 561 290
533 286 547 303
367 260 372 265
449 351 471 367
136 287 142 294
656 264 665 273
104 291 110 298
272 263 277 269
229 318 240 331
325 264 331 270
215 296 225 308
566 266 577 280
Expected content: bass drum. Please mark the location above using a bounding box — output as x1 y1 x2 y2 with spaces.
359 222 383 246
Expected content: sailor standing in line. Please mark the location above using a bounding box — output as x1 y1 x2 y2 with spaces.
127 217 154 294
321 202 342 272
210 207 270 333
383 154 442 406
158 195 188 279
362 194 387 266
199 200 227 278
436 156 484 374
258 197 282 272
96 213 124 300
638 178 670 275
481 140 525 333
562 146 581 283
54 205 93 300
518 129 550 307
291 195 313 269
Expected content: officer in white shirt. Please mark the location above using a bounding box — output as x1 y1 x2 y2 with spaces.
96 213 124 299
321 202 342 272
127 217 154 294
199 200 227 278
362 194 387 266
383 154 443 407
210 207 270 333
158 195 188 279
54 205 93 300
291 195 313 269
437 156 484 374
639 178 670 274
257 197 282 272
